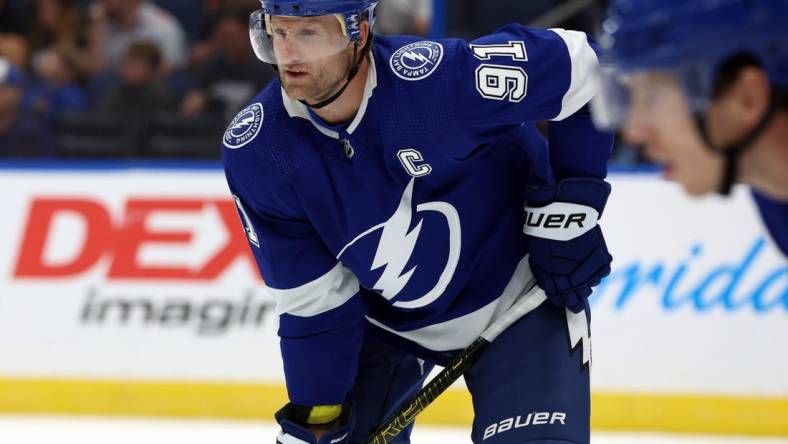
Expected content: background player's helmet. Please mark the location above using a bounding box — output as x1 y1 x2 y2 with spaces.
250 0 378 65
591 0 788 130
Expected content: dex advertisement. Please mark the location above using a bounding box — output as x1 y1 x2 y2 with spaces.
0 167 785 397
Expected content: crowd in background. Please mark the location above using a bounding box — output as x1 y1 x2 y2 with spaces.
0 0 639 163
0 0 274 158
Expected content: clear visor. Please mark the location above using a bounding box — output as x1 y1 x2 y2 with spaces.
589 65 631 131
591 66 692 132
250 10 352 65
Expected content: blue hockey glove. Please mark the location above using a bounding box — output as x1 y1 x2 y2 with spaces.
275 403 354 444
523 177 613 313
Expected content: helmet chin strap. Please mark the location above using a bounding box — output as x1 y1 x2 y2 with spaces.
301 34 373 110
694 94 777 196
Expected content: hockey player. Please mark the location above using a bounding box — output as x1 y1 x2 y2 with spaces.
592 0 788 255
223 1 614 443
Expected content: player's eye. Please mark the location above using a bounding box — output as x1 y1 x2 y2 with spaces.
298 29 318 38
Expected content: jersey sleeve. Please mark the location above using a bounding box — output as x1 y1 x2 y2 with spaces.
448 25 602 146
444 25 612 182
225 168 366 407
548 104 613 182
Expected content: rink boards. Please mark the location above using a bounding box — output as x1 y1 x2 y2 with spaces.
0 163 785 436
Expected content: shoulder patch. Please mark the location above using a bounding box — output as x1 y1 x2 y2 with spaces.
224 102 264 149
389 41 444 81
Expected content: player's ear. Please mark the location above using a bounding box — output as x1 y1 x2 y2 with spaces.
359 19 370 47
729 66 771 129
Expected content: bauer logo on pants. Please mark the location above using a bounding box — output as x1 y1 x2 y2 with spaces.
390 41 444 81
224 102 264 149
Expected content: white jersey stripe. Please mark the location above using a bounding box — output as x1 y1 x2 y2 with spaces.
270 263 360 317
347 54 378 134
365 255 540 351
281 91 339 139
549 28 600 121
277 432 309 444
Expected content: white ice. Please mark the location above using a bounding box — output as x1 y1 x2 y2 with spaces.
0 416 786 444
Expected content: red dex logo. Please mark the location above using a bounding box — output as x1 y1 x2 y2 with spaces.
14 198 259 280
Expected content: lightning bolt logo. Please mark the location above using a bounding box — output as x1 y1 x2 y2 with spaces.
224 102 263 149
232 115 255 131
337 177 461 310
371 179 423 299
390 41 444 81
401 50 434 68
566 309 592 367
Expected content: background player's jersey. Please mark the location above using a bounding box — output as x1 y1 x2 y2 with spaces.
222 26 611 406
753 191 788 256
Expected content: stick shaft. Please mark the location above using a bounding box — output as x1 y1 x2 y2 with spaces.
366 285 546 444
367 338 487 444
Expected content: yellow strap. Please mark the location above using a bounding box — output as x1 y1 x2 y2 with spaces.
307 404 342 425
335 14 349 38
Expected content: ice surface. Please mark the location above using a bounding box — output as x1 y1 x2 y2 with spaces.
0 416 785 444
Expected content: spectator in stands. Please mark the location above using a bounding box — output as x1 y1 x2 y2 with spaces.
98 41 176 117
88 0 188 74
374 0 432 36
180 5 274 120
188 0 260 70
29 0 90 59
0 0 29 67
23 46 89 123
0 58 58 156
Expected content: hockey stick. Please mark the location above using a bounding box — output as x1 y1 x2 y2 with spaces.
366 283 547 444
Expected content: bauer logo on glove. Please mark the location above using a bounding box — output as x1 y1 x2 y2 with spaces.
523 202 600 241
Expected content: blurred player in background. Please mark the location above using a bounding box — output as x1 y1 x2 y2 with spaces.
223 1 613 442
592 0 788 255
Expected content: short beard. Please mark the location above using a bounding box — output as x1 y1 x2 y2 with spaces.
280 48 355 104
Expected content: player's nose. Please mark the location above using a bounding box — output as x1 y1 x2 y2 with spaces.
622 125 653 150
621 107 654 146
275 40 305 65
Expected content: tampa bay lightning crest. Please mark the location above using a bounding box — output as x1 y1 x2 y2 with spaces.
337 179 461 309
224 103 264 149
390 41 444 81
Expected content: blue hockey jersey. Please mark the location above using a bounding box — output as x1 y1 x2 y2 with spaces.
753 191 788 256
222 25 612 407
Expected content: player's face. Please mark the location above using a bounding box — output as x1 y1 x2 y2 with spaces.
271 15 355 103
621 72 725 196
